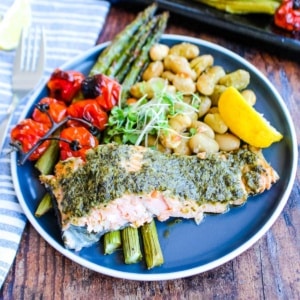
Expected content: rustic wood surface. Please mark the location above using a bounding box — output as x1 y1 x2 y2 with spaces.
1 3 300 299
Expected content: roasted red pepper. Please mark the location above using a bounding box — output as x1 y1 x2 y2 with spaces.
59 126 98 160
67 99 108 131
47 69 85 103
81 74 121 111
32 97 67 127
274 0 300 31
10 119 50 160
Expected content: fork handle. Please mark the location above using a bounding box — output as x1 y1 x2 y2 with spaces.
0 95 19 153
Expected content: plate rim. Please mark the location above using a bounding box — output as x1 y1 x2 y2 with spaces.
11 34 298 281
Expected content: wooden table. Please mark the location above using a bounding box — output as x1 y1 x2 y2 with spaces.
1 3 300 299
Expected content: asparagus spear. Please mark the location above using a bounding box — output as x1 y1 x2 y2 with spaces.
141 220 164 269
120 11 169 105
35 193 52 217
104 230 122 254
121 227 143 264
89 3 158 76
34 138 59 175
34 138 60 217
106 16 159 79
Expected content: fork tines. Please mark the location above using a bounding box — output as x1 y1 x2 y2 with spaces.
12 27 45 91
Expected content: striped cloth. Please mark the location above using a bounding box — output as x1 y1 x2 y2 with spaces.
0 0 110 288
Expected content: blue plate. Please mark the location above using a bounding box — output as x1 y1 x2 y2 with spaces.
11 35 298 281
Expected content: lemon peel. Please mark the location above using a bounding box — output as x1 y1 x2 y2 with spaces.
0 0 32 50
218 86 283 148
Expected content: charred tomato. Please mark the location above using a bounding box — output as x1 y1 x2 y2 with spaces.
32 97 67 127
10 119 50 160
81 74 121 111
47 69 85 103
67 99 108 131
59 126 99 160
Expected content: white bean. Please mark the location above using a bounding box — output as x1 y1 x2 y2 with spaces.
215 133 241 151
173 138 192 155
164 55 196 80
172 74 196 94
169 42 200 60
190 54 214 77
196 66 226 96
142 61 164 81
189 133 219 154
149 44 169 61
190 120 215 139
197 96 212 118
241 89 256 106
204 113 228 134
169 113 192 133
159 130 182 149
218 69 250 90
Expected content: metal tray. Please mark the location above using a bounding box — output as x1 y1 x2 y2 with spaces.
112 0 300 57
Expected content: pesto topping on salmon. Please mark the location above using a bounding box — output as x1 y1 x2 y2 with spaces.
43 144 272 218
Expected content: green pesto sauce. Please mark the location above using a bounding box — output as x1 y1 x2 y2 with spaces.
58 144 265 218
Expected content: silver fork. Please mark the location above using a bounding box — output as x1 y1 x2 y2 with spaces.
0 27 45 152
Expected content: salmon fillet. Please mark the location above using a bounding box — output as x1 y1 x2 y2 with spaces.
40 143 279 251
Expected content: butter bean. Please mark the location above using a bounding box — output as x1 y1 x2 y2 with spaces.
197 96 212 118
173 137 192 155
190 54 214 77
218 69 250 90
149 44 169 61
172 74 196 94
215 133 240 151
191 120 215 139
161 70 176 83
204 112 228 134
169 113 192 133
142 61 164 81
196 66 226 96
159 130 182 149
241 89 256 106
189 133 219 154
169 42 200 60
210 85 227 106
164 55 196 80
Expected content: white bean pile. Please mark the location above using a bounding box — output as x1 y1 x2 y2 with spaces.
129 42 256 155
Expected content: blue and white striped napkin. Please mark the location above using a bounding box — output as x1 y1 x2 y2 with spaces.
0 0 110 288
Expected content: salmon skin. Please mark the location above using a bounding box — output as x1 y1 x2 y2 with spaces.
40 143 279 251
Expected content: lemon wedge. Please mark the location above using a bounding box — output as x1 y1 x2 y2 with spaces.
218 86 283 148
0 0 32 50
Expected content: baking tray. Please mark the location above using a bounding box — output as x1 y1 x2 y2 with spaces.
111 0 300 57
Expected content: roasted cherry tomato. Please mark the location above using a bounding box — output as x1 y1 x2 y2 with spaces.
47 69 85 103
67 99 108 131
81 74 121 111
59 126 98 160
32 97 67 127
274 0 300 31
10 119 50 160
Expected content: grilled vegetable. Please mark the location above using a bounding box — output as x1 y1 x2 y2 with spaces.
274 0 300 31
40 143 279 251
47 69 85 103
141 220 164 269
104 230 122 255
89 3 158 75
120 12 169 104
194 0 281 14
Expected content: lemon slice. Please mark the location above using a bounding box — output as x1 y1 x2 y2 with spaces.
0 0 31 50
218 86 283 148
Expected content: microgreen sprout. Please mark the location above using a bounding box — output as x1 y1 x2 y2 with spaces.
104 89 200 146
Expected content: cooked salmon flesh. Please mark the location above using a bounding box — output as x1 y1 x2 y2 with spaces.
40 143 279 251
